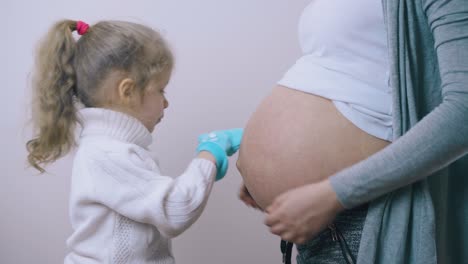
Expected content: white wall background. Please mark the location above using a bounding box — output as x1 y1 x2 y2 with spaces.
1 0 310 263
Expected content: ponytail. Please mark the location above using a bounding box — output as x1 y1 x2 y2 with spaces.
27 20 79 172
27 19 174 172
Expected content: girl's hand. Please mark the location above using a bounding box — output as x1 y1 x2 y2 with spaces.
264 179 344 244
197 128 243 156
196 128 244 181
239 182 262 210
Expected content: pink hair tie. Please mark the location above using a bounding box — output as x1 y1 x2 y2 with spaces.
76 21 89 35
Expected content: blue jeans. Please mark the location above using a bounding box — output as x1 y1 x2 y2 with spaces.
296 204 368 264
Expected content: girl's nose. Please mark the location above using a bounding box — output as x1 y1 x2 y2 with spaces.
164 98 169 109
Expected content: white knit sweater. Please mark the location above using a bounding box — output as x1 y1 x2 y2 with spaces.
64 108 216 264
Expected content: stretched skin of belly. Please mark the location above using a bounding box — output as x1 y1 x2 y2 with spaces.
237 86 390 209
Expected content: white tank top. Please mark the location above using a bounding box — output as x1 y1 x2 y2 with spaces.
278 0 393 141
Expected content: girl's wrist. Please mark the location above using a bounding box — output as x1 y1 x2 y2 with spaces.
196 151 217 165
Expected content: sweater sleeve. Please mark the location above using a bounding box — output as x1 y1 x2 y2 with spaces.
329 0 468 209
88 153 216 238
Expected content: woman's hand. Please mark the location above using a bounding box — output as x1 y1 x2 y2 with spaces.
264 179 344 244
239 182 262 210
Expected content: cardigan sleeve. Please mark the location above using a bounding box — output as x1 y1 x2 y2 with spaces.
88 153 216 238
329 0 468 209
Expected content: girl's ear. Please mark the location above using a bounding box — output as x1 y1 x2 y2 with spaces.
117 78 138 106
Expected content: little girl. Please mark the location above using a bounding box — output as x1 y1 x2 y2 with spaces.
26 20 242 264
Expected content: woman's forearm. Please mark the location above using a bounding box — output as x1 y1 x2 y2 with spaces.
330 96 468 208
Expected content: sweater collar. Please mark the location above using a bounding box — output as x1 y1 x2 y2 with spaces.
78 108 152 148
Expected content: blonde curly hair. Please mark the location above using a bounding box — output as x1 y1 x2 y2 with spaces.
27 20 173 172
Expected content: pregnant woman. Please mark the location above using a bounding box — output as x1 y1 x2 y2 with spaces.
237 1 468 264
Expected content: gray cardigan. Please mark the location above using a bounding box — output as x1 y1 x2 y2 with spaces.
329 0 468 263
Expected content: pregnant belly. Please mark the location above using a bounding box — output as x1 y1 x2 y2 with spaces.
237 86 390 209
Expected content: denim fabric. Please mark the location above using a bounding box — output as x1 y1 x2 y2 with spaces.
296 205 367 264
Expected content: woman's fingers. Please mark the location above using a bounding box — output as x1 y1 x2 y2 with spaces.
264 180 343 244
264 198 284 226
239 185 250 201
239 183 261 209
264 211 280 227
265 192 284 213
269 222 287 235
